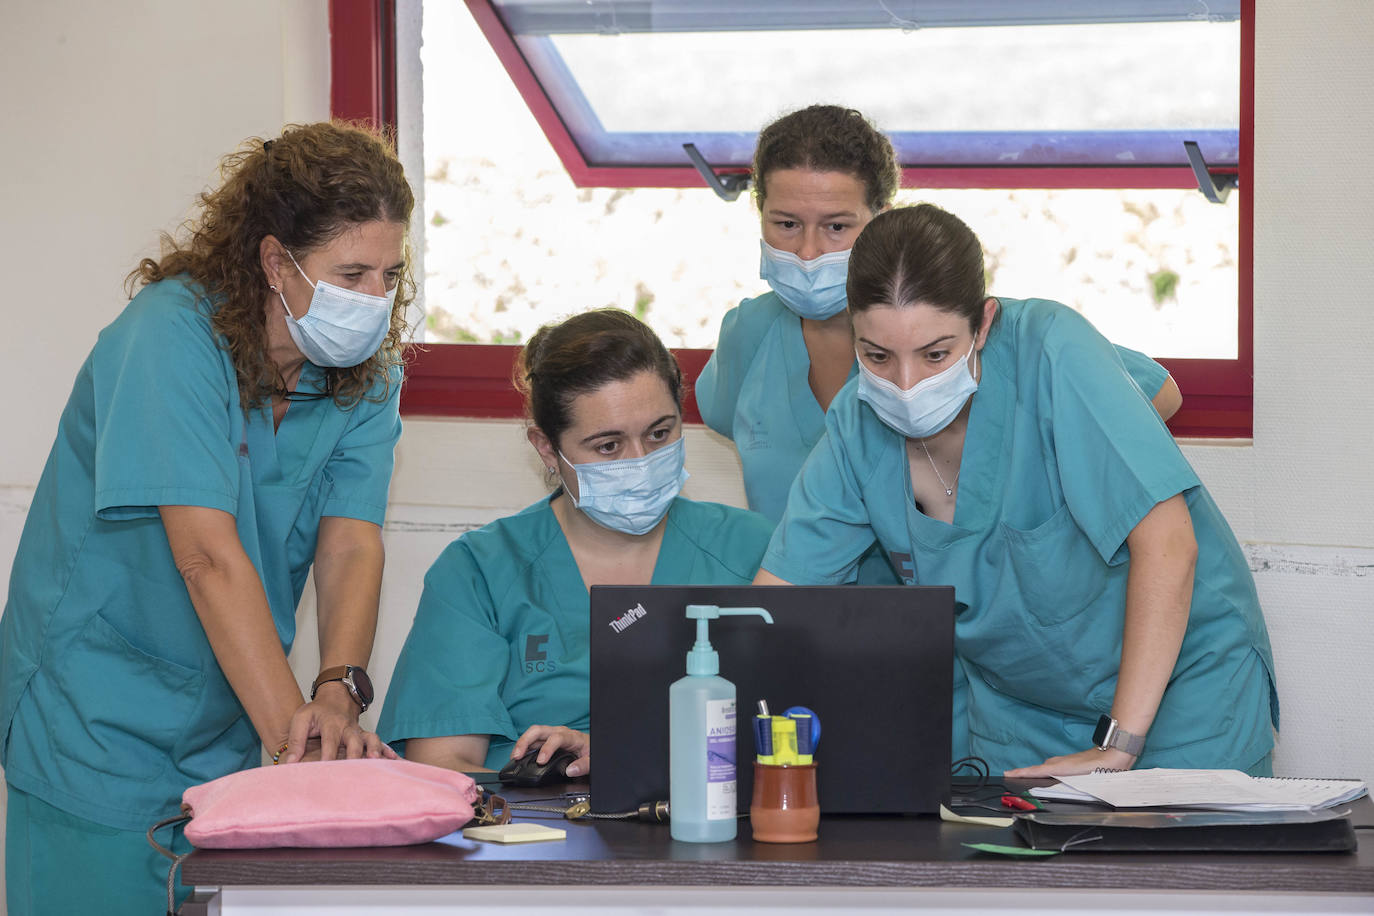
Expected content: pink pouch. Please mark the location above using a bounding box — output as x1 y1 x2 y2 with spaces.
181 758 478 848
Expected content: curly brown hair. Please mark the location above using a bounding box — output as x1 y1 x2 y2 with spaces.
128 121 415 409
752 105 900 215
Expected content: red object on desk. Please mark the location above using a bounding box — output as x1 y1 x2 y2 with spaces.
1001 794 1038 812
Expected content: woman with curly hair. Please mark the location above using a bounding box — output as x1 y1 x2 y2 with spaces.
1 121 412 914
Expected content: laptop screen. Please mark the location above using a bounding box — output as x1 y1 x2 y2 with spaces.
589 585 954 815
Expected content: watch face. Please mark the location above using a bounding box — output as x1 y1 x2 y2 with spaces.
1093 715 1112 747
349 666 375 705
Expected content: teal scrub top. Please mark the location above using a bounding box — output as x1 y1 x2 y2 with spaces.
696 292 1168 525
0 277 401 831
378 494 774 770
762 298 1277 774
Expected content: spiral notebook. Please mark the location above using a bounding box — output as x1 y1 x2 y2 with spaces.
1030 768 1368 811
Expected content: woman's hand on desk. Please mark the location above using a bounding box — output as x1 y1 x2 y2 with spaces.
511 725 591 778
280 695 397 765
1004 747 1136 778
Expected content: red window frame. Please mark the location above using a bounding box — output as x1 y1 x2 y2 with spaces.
329 0 1253 436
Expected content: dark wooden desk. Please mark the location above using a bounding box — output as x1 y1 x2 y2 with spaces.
180 782 1374 914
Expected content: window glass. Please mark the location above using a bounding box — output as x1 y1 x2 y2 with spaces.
421 2 1237 358
495 0 1239 169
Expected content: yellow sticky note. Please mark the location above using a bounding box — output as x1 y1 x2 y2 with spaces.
462 823 568 844
939 803 1013 828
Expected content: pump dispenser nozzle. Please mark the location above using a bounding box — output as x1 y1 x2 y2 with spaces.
683 605 774 676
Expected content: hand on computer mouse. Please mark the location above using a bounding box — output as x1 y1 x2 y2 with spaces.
507 725 591 779
498 746 581 787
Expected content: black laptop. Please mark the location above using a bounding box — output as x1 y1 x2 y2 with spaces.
588 585 954 815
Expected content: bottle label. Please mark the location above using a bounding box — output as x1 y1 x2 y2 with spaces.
705 698 736 820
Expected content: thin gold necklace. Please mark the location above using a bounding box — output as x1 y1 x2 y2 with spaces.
918 438 960 497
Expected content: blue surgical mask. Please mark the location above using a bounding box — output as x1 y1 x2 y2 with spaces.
559 437 689 535
277 250 395 367
856 341 980 439
759 240 851 320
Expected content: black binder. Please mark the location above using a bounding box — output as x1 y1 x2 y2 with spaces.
1013 808 1357 853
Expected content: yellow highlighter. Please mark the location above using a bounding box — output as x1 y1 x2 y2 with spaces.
771 716 799 766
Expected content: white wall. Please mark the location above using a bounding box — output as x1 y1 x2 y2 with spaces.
0 0 331 485
0 1 1370 894
1207 2 1374 777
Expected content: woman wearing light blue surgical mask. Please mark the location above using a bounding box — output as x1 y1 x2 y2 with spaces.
756 204 1278 784
275 247 396 367
1 122 411 916
696 106 898 533
378 309 773 781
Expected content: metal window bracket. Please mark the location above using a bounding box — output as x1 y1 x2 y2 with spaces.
1184 140 1239 204
683 142 751 202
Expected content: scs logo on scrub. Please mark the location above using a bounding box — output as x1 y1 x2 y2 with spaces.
524 634 557 674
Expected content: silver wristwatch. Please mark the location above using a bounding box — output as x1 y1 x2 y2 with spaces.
1094 714 1146 757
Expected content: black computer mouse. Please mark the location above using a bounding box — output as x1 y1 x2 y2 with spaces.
498 747 580 787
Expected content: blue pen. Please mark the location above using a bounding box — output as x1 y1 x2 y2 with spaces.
784 706 820 762
788 713 813 764
755 700 774 764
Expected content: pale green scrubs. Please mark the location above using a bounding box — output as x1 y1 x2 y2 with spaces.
762 298 1277 774
0 277 400 911
379 495 773 770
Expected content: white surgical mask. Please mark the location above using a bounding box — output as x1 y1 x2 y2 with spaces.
856 341 980 439
559 438 688 535
759 240 851 320
277 250 395 367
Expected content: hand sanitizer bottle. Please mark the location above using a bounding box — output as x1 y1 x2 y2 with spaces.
669 604 773 842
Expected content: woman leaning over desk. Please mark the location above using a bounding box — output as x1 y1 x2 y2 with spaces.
755 204 1278 777
1 122 408 915
378 310 774 779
